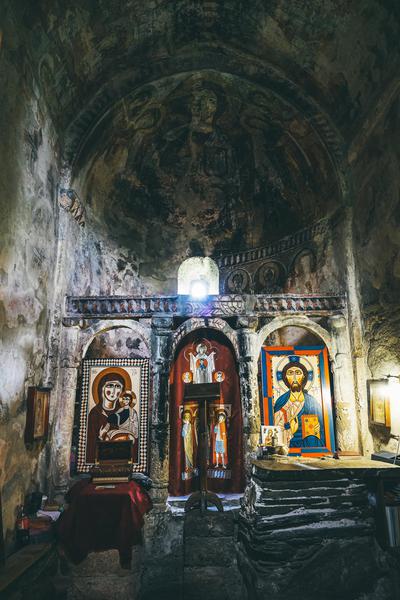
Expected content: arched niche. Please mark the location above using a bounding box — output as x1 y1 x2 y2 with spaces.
83 325 150 359
177 257 219 296
255 315 360 454
68 324 151 477
171 317 240 360
262 325 326 348
79 321 151 360
168 327 244 496
255 315 334 361
257 322 336 455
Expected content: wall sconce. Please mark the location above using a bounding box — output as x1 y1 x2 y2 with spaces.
368 378 391 427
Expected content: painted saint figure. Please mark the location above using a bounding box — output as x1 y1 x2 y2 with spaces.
212 411 228 468
189 342 216 384
182 409 195 473
273 358 324 448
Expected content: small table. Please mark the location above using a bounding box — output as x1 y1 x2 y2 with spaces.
57 479 152 567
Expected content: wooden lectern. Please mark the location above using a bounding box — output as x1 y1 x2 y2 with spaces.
183 383 224 513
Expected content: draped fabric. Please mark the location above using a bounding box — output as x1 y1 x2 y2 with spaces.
56 479 152 567
168 329 244 496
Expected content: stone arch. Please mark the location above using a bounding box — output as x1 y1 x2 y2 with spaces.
168 322 245 496
255 313 360 454
78 320 151 360
256 315 333 361
177 257 219 295
171 317 239 360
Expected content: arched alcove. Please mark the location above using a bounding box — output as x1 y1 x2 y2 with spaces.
258 322 336 455
84 326 150 359
69 325 151 476
168 328 244 496
177 257 219 296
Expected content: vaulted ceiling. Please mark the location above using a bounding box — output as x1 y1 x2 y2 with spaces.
5 0 400 258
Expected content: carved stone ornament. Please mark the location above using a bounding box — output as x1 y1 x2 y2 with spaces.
65 293 346 319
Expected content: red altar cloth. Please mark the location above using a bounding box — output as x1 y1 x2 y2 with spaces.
56 479 152 566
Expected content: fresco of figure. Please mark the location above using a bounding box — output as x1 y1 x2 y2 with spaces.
212 411 228 468
273 358 324 448
182 409 195 473
189 342 216 383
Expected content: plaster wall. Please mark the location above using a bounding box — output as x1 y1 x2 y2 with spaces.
0 11 59 550
353 93 400 453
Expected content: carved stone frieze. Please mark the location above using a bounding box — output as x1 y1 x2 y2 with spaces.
65 293 346 319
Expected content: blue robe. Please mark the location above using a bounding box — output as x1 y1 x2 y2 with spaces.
274 390 325 447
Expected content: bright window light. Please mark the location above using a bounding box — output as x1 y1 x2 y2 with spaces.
177 257 219 295
190 279 209 300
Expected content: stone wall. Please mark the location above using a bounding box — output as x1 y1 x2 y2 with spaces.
353 90 400 454
238 462 400 600
0 6 60 551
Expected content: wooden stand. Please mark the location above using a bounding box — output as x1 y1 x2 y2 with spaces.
183 383 223 514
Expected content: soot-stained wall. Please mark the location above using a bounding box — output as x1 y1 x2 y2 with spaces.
353 95 400 451
0 9 59 549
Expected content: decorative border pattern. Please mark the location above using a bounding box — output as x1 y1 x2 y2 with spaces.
65 293 346 319
77 358 150 474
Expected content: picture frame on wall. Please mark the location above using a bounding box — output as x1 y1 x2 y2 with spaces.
260 346 336 457
76 359 150 474
24 386 50 444
368 379 391 427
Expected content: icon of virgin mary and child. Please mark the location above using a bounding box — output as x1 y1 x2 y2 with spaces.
86 367 139 463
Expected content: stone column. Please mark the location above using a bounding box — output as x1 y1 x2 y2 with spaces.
150 316 174 506
49 325 80 499
236 318 260 475
328 315 360 454
340 207 373 455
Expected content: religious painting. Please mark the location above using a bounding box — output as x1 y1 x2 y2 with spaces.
77 359 149 473
261 425 284 447
179 403 199 481
260 346 335 456
25 386 50 444
368 379 391 427
169 330 244 496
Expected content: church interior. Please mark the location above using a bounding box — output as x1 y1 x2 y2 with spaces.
1 1 400 599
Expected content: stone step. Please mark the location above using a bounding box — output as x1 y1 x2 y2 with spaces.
252 475 363 488
251 506 370 528
252 498 367 515
240 519 375 546
258 484 367 501
257 493 369 509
